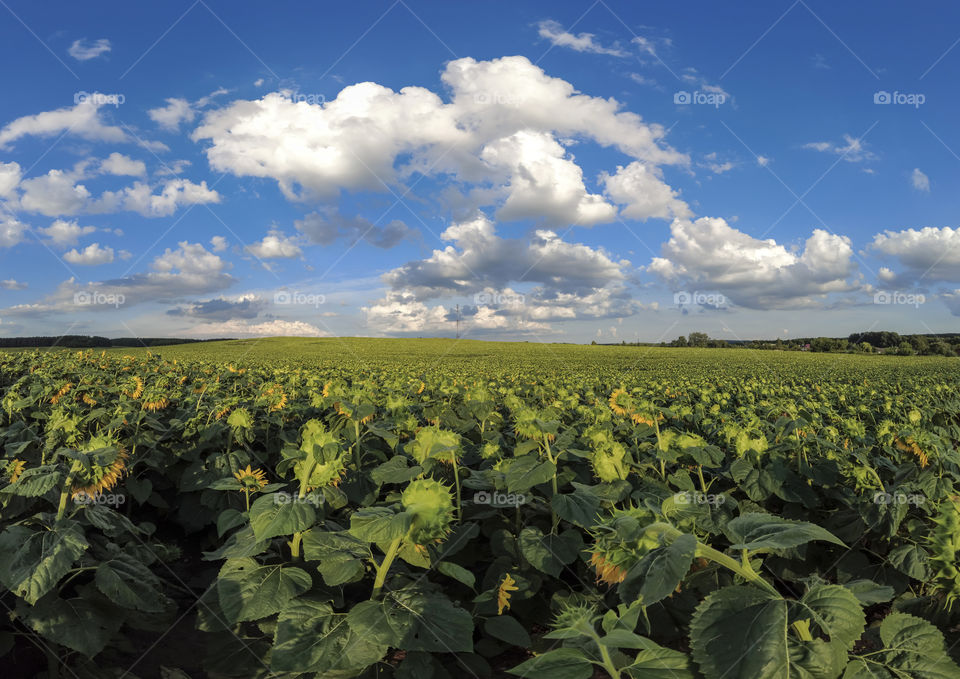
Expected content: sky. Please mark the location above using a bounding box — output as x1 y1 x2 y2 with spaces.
1 0 959 344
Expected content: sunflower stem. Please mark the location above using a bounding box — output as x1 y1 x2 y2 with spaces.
543 439 559 533
452 458 462 522
56 461 82 521
372 536 404 599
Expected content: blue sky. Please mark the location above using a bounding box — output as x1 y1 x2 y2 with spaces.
2 0 960 343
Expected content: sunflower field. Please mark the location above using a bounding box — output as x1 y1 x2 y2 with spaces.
3 338 960 678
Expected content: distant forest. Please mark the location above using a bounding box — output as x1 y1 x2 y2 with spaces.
606 331 960 356
0 336 229 348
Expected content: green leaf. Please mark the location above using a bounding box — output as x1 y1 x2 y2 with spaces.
518 527 582 577
484 615 531 647
842 612 960 678
690 582 864 679
349 506 412 543
202 525 269 560
96 552 170 612
625 645 695 678
505 455 557 494
248 492 316 541
725 513 845 552
552 485 601 527
272 598 386 674
1 465 61 497
387 589 475 653
0 522 88 604
508 648 594 679
371 456 422 485
21 591 124 657
216 558 312 624
438 561 476 589
620 533 696 606
842 579 894 605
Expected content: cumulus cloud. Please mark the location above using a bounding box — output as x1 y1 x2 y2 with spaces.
383 214 626 300
0 101 128 150
192 56 686 225
648 217 859 308
1 279 27 290
63 242 114 265
0 161 22 198
295 211 415 249
482 130 616 225
245 229 302 259
911 168 930 192
536 20 628 57
870 226 960 285
0 213 26 248
167 295 265 321
148 98 195 132
100 153 146 177
210 235 229 252
68 38 111 61
39 219 97 246
600 161 690 221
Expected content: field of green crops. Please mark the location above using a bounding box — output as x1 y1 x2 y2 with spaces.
3 338 960 678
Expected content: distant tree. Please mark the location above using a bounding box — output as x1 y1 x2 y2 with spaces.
858 341 873 353
671 336 688 347
896 341 915 356
909 335 930 354
687 332 709 347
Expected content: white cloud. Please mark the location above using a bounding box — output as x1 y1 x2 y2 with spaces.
39 219 97 246
182 318 326 338
245 228 302 259
18 169 92 216
482 130 616 225
0 161 22 198
870 226 960 285
63 242 114 265
756 155 771 167
106 179 220 217
210 235 229 252
536 19 628 57
648 216 859 309
0 213 26 248
148 98 196 132
600 161 690 221
0 101 128 149
68 38 111 61
803 134 876 163
911 168 930 192
192 56 686 224
100 153 146 177
1 279 27 290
